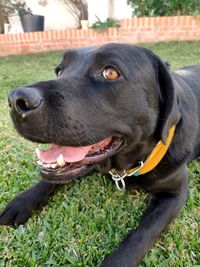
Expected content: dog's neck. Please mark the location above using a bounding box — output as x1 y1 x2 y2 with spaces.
111 139 157 171
111 125 176 173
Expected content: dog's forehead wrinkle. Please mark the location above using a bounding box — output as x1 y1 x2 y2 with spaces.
61 53 98 77
95 48 132 67
63 46 98 59
62 44 154 80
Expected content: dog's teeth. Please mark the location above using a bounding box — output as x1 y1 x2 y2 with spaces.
57 154 65 167
51 163 57 169
35 148 40 159
37 159 58 169
37 160 43 166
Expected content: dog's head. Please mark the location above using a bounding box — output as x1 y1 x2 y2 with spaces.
8 43 180 183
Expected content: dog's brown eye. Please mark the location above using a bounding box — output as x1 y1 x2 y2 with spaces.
103 67 119 80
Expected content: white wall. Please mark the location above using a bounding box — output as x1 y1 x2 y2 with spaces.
26 0 132 30
26 0 77 30
9 0 132 32
113 0 132 19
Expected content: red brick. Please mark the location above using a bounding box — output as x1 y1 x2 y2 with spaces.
0 16 200 56
131 18 135 28
121 19 127 28
140 27 153 31
89 29 96 37
152 17 157 27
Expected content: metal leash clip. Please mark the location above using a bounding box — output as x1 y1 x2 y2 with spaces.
109 161 144 191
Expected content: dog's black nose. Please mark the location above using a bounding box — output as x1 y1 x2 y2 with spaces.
8 87 42 115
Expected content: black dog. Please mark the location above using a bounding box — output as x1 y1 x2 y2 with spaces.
1 43 200 267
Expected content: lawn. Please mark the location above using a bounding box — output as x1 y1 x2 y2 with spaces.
0 41 200 267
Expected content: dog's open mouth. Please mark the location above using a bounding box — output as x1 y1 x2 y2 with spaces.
36 136 124 183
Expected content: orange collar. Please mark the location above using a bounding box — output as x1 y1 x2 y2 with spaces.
109 125 176 190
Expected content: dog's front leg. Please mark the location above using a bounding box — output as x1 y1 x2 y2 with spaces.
0 180 59 228
100 175 188 267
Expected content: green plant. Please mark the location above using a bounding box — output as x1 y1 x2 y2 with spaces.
127 0 200 17
3 0 32 17
91 16 120 31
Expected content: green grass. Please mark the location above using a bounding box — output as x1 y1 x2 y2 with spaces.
0 41 200 267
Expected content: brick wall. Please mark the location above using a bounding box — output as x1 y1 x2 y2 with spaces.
0 16 200 56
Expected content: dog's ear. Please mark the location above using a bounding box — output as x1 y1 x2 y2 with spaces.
152 55 180 144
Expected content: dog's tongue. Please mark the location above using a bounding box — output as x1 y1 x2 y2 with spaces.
36 137 112 164
38 144 92 163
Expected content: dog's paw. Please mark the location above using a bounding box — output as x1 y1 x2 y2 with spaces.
100 254 119 267
0 196 33 228
100 250 131 267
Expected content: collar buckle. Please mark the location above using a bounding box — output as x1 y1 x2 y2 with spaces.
109 161 144 191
